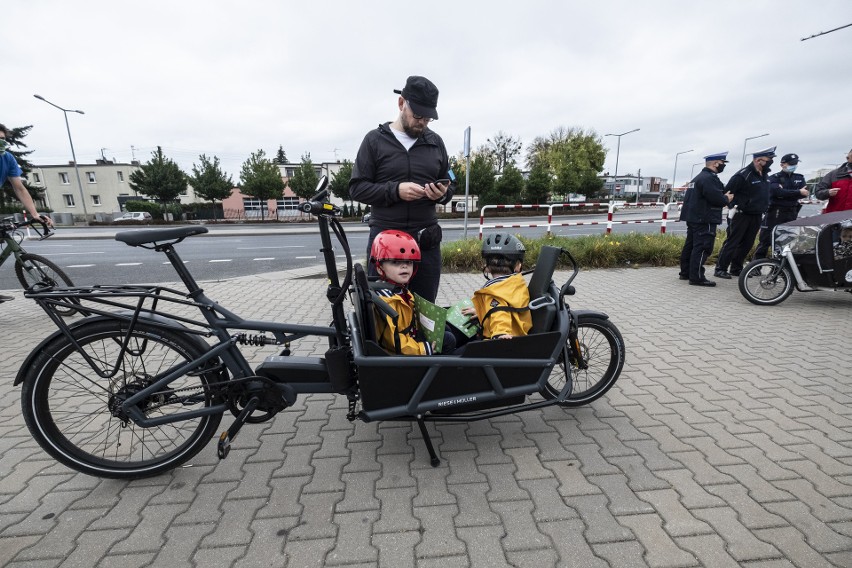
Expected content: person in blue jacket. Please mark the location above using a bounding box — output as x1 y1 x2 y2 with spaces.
678 152 732 286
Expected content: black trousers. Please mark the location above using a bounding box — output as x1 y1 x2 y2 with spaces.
754 207 798 258
366 225 442 302
680 222 717 282
716 212 761 274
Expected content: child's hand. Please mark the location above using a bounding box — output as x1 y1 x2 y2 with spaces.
493 334 513 340
461 307 476 316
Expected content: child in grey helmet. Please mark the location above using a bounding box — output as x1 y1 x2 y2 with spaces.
457 233 532 341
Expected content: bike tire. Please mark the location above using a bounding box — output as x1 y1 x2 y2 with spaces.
15 253 79 317
541 314 626 407
20 319 224 479
738 258 794 306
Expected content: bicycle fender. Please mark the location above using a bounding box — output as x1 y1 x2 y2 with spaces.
13 313 210 386
570 309 610 320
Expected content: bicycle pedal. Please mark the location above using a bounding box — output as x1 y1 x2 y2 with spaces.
217 431 231 459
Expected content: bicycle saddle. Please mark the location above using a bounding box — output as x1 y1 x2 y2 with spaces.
115 226 209 247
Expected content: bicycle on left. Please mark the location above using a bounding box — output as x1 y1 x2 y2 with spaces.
1 216 79 316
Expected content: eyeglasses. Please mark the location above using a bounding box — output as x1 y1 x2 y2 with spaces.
405 100 433 123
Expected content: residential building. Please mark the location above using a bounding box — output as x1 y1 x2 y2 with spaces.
600 174 666 200
29 159 202 221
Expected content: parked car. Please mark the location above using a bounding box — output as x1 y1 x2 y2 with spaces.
114 212 152 224
361 213 371 224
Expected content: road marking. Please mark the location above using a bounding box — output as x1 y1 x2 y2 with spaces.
295 256 317 260
35 251 105 256
162 261 189 264
253 257 275 261
237 246 303 249
66 264 95 268
209 259 232 263
116 263 142 266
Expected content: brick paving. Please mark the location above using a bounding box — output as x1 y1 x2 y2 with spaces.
1 263 850 567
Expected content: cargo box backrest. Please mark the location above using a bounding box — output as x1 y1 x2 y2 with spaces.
527 246 561 334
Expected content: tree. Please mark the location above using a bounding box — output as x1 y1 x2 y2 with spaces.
526 127 606 199
1 124 43 206
524 160 552 204
468 154 497 203
492 162 524 204
288 153 319 200
128 146 187 207
240 149 285 220
273 145 288 165
480 131 522 174
187 154 233 220
329 160 353 204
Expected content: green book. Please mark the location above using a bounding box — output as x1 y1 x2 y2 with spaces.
413 295 480 353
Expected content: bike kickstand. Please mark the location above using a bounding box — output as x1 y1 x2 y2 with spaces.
417 417 441 467
217 396 260 459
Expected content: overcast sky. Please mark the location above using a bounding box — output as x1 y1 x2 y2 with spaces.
6 1 851 189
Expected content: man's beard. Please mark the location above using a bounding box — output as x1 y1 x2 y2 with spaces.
401 116 425 138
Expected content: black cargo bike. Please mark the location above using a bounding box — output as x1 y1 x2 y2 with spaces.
16 177 625 479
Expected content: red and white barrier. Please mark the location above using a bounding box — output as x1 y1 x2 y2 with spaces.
478 201 673 238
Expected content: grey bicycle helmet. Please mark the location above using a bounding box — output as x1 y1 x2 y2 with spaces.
482 233 526 261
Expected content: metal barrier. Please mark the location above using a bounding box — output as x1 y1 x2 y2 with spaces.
478 202 674 238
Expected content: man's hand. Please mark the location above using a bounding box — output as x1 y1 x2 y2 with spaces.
398 182 426 201
424 180 448 201
799 188 809 197
38 214 54 228
829 187 840 197
724 192 733 202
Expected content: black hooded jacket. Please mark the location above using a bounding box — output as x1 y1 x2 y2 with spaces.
349 123 453 231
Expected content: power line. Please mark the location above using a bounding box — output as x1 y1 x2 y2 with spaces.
801 22 851 41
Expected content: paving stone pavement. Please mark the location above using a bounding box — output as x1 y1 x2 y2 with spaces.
1 263 850 568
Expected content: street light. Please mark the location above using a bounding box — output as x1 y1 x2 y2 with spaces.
741 133 769 168
605 128 640 198
671 149 694 202
33 94 89 225
690 162 703 179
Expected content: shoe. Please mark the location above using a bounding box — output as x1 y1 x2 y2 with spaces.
0 294 14 303
689 280 717 287
730 271 741 277
714 270 732 279
678 274 689 280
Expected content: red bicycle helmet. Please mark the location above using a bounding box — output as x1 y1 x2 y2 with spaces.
371 230 421 277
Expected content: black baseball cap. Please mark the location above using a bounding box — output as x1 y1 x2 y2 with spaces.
394 75 439 120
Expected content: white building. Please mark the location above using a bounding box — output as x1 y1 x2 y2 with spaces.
29 160 201 222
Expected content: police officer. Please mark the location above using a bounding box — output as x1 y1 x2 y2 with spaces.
678 152 733 286
715 146 775 279
754 153 808 259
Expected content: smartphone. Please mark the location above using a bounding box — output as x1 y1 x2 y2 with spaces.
434 179 450 186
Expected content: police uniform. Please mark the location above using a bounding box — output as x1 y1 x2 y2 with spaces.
755 153 806 258
678 152 730 285
716 146 775 278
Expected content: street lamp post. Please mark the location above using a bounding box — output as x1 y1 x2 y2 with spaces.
690 162 703 179
605 128 640 198
741 133 769 168
33 94 89 225
671 149 694 202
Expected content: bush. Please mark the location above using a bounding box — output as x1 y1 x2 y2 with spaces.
440 231 727 273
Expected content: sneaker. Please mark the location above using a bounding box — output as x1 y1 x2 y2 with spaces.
714 270 732 279
678 273 689 281
689 280 717 287
0 294 14 303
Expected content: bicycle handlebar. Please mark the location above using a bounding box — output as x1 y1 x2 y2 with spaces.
1 216 53 239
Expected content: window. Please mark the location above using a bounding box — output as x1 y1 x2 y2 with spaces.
243 198 262 211
277 197 300 210
86 171 97 183
92 195 102 206
285 167 297 177
59 172 70 184
117 171 124 182
33 172 41 183
63 194 76 207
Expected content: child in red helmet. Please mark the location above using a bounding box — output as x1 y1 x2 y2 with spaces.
371 230 456 355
